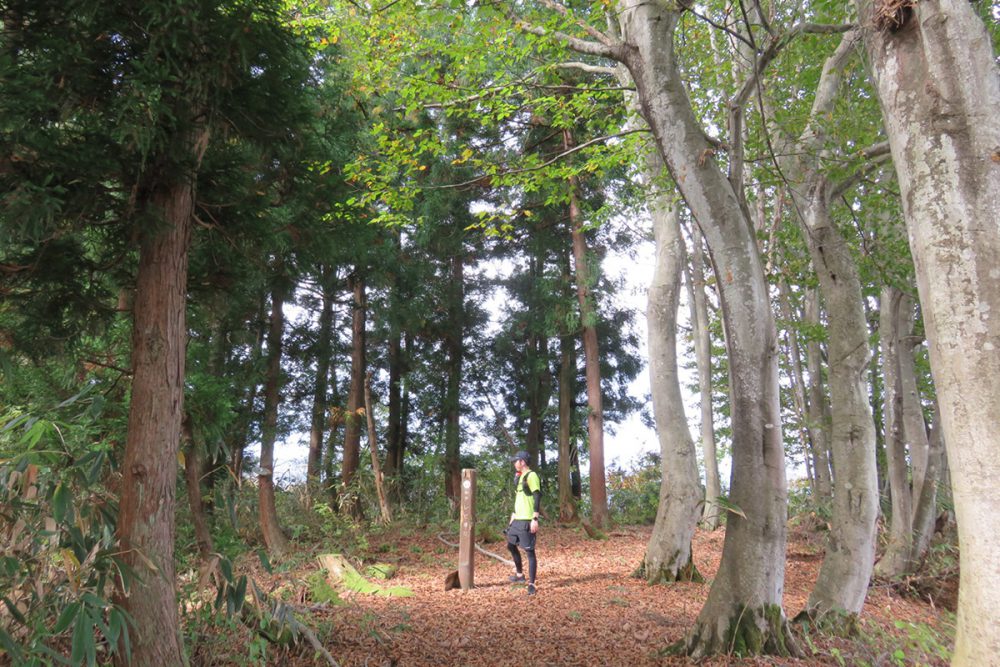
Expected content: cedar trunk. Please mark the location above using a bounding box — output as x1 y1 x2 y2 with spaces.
307 271 335 501
342 272 366 518
115 177 198 666
259 280 290 555
443 253 464 507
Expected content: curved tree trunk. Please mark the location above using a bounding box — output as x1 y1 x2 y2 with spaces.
115 157 204 665
638 196 703 583
259 279 290 556
803 289 834 501
857 3 1000 661
616 4 794 655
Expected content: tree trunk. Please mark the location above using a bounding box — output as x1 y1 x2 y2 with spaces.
342 271 366 518
857 4 1000 660
876 287 915 577
911 400 943 566
259 278 290 555
565 134 608 528
804 288 834 501
307 270 335 503
182 416 213 562
364 373 393 524
616 4 794 655
797 188 878 619
443 252 464 509
557 328 578 523
687 227 720 530
638 195 702 583
115 161 203 665
385 230 405 498
776 280 818 498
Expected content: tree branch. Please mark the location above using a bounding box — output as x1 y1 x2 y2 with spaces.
506 5 625 61
828 143 892 200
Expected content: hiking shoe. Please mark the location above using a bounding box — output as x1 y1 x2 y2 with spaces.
508 573 526 583
527 583 536 596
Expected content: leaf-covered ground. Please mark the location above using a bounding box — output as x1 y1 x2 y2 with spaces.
230 523 954 667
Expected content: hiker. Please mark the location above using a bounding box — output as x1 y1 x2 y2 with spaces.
506 450 540 595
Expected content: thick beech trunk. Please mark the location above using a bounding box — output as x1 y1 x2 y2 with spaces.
766 30 880 618
115 170 201 666
616 4 794 655
565 146 608 528
342 272 366 518
858 3 1000 658
639 196 702 583
687 227 720 530
259 279 290 555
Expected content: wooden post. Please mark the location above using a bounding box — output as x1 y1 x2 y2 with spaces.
458 468 476 590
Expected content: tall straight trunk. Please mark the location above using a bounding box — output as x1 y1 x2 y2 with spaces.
911 400 943 565
443 253 464 507
115 159 204 665
259 279 290 555
342 271 366 518
564 131 608 528
385 230 405 494
804 289 834 501
364 373 393 524
877 286 914 577
687 227 720 530
777 280 817 498
307 271 335 502
638 195 702 583
557 329 578 523
182 417 213 562
615 5 794 655
857 3 1000 661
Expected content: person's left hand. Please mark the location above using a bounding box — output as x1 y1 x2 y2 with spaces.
530 518 538 534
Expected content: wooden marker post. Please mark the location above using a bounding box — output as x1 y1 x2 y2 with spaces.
458 468 477 590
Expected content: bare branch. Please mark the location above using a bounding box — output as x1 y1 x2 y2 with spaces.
505 5 625 61
828 143 892 200
555 61 619 76
537 0 615 46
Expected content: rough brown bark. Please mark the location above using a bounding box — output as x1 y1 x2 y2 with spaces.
443 252 464 509
307 271 335 503
183 417 213 562
564 131 607 528
557 328 578 523
259 279 290 556
342 271 366 518
364 373 393 525
115 151 204 665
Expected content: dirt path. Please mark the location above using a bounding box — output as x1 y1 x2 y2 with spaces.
314 525 949 667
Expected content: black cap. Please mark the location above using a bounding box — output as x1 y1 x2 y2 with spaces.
510 450 530 463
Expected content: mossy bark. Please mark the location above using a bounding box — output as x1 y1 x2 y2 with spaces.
633 553 703 584
676 604 801 658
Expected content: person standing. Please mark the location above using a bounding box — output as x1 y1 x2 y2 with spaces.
507 450 541 595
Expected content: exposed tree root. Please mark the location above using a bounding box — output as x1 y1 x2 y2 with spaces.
792 607 861 637
666 603 802 659
632 555 704 584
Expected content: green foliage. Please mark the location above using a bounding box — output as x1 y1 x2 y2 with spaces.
607 453 661 525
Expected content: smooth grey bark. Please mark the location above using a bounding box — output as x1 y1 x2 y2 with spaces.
767 29 880 618
776 281 818 497
687 227 720 530
615 5 793 655
911 400 943 566
856 2 1000 661
639 194 703 583
876 287 915 577
803 289 834 501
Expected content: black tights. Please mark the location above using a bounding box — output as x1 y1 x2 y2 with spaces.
508 542 537 584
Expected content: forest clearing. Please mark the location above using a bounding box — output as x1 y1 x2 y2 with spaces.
191 523 955 666
2 0 998 665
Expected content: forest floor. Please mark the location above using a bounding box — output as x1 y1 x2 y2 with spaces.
215 521 956 667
